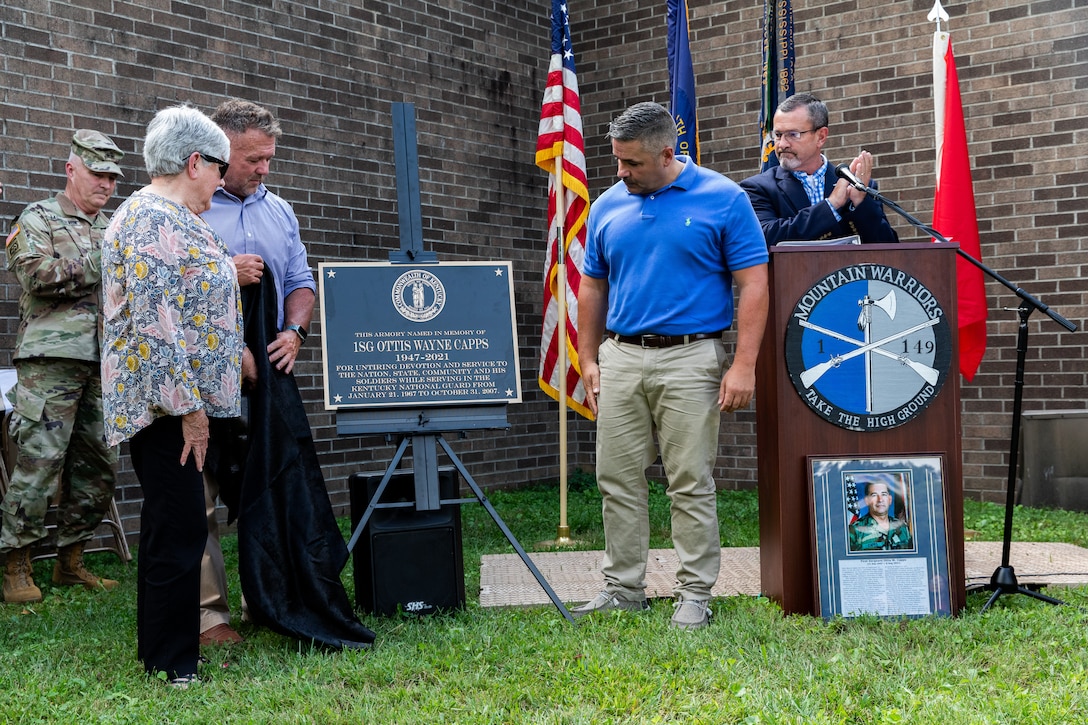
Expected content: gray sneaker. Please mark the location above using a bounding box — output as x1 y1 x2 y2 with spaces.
670 598 712 630
570 591 650 619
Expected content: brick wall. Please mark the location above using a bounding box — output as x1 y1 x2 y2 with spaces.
0 1 1084 543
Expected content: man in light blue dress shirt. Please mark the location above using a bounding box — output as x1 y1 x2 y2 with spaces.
197 99 317 646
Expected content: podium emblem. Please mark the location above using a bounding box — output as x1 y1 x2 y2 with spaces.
784 264 952 431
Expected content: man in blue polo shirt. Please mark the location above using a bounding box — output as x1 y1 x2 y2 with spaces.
574 101 769 630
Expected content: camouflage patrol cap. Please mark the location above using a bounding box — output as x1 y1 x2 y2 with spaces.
71 129 124 177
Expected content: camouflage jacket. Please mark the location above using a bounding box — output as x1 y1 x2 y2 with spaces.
848 513 914 552
4 192 107 362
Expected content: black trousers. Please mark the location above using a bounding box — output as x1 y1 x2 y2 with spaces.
130 416 207 679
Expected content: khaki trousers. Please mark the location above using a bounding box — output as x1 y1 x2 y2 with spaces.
594 337 725 601
199 471 246 632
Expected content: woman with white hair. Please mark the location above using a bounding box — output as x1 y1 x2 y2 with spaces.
101 105 243 687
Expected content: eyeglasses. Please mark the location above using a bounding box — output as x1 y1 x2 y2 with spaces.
187 152 229 178
772 128 822 142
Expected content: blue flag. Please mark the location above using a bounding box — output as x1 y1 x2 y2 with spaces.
667 0 699 163
760 0 795 171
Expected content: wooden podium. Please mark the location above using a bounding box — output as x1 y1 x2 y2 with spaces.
755 243 965 616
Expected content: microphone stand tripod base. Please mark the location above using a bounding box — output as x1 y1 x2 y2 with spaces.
980 564 1065 612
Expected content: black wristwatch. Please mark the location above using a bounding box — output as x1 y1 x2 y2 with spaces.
285 324 307 343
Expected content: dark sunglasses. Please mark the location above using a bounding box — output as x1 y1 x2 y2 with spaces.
189 152 229 178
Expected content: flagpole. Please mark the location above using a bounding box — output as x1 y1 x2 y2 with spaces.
537 0 589 548
929 0 950 179
553 155 573 545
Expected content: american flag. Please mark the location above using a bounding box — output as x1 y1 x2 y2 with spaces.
536 0 592 419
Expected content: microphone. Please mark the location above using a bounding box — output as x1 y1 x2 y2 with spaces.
834 164 869 191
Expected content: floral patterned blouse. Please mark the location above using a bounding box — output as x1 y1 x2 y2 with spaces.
100 189 243 446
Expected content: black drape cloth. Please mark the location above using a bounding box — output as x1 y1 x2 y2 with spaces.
209 272 374 650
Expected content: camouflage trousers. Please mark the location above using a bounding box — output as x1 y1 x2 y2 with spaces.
0 358 118 552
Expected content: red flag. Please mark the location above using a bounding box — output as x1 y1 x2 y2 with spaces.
933 34 987 381
536 0 592 419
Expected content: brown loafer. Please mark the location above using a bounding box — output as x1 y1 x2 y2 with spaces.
199 623 243 646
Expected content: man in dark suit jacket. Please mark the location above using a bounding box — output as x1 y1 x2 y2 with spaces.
740 93 899 246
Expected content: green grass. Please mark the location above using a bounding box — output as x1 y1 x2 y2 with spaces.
3 477 1087 724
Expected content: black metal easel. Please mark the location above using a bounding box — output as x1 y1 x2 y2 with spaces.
335 103 574 623
838 169 1078 610
339 406 574 623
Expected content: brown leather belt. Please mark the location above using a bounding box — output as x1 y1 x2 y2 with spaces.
607 331 724 348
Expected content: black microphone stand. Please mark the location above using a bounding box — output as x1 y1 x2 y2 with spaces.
841 173 1077 611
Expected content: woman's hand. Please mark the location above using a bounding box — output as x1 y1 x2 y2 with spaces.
180 408 210 471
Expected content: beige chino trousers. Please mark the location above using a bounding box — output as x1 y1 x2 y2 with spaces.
594 337 725 602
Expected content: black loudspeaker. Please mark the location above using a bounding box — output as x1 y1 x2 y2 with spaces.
349 468 465 616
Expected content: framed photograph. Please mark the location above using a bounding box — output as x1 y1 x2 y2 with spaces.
809 454 952 620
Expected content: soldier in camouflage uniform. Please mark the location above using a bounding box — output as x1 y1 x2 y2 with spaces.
1 130 124 603
848 480 914 552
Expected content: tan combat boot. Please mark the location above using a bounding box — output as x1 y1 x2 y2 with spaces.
53 542 118 590
3 547 43 603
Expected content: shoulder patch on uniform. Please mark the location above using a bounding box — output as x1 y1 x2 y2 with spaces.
5 223 23 258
